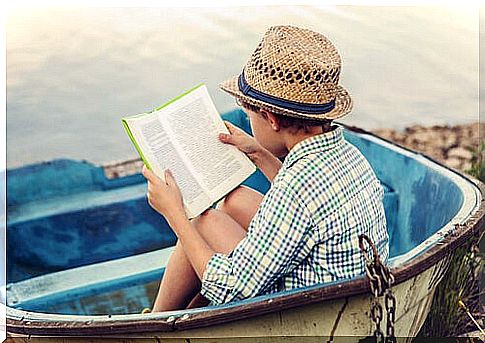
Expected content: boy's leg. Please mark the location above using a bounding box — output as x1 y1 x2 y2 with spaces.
152 239 200 311
152 186 264 312
217 185 264 230
152 208 247 312
186 186 264 309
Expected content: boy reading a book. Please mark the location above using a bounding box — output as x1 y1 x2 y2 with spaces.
142 25 389 311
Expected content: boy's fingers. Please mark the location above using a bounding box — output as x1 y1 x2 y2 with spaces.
141 165 149 178
219 132 234 145
164 169 176 186
147 182 156 195
220 121 244 145
142 165 159 184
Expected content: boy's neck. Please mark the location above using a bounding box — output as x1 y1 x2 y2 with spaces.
284 125 335 152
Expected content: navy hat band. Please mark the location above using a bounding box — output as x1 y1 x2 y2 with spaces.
238 72 336 115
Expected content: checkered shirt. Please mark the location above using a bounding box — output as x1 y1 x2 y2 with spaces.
200 125 389 305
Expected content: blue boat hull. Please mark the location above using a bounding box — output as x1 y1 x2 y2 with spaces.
5 109 483 337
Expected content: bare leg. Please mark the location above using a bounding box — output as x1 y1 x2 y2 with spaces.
217 185 264 230
151 239 201 311
152 209 246 312
186 186 264 309
152 186 264 312
186 292 211 309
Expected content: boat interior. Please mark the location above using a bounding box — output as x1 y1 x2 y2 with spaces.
6 109 480 318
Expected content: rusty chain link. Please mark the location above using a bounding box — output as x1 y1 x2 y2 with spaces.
370 299 384 341
359 234 396 343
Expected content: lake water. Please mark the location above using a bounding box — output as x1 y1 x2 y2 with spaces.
6 6 478 168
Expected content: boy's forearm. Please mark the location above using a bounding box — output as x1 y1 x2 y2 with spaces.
253 147 282 182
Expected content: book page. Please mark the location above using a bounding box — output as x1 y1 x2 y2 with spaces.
159 87 255 200
129 116 211 217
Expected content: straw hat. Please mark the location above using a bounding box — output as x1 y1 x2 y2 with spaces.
220 25 352 121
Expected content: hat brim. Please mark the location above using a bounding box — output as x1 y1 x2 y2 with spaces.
220 75 353 121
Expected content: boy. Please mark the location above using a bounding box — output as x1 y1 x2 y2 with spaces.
142 25 389 311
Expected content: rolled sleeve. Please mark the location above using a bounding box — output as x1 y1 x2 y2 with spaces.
200 182 317 305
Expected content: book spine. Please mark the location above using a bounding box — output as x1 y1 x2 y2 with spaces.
121 119 153 171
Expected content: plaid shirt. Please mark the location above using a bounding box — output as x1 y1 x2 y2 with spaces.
201 125 389 305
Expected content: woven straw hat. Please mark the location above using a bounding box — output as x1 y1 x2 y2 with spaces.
220 25 352 121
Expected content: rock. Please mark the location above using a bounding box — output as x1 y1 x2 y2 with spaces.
405 125 427 134
413 131 434 143
443 135 458 149
103 159 144 179
446 157 463 169
447 147 473 160
373 129 395 141
393 132 406 143
462 161 472 171
426 149 446 162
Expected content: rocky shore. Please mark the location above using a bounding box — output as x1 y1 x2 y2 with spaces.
372 122 483 172
104 122 483 178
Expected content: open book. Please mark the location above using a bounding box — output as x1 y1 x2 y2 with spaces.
122 84 256 219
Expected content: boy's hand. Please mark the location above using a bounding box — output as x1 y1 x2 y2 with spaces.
219 121 263 163
142 165 187 224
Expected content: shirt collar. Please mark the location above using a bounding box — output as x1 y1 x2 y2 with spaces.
283 125 345 168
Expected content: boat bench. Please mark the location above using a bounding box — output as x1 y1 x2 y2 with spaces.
7 246 174 313
6 158 271 283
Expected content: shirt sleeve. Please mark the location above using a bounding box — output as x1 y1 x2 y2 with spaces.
200 182 317 305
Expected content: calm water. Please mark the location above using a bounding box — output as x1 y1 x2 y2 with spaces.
6 6 478 168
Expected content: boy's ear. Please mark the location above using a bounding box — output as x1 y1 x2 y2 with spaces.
262 110 280 132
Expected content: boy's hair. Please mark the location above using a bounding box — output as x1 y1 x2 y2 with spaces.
238 99 333 134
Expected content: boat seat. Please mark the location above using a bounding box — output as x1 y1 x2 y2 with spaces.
8 180 148 226
6 158 268 226
7 246 174 311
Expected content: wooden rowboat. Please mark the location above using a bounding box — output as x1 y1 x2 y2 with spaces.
5 109 484 341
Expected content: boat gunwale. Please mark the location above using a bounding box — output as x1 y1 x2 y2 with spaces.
6 124 485 336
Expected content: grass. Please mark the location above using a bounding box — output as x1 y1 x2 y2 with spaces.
417 142 484 337
468 142 485 182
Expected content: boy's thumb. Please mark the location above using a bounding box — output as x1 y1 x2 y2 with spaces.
219 133 233 144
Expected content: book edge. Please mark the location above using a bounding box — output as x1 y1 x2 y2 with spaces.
121 119 153 171
208 164 258 211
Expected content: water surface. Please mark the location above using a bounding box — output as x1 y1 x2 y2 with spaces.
6 6 478 167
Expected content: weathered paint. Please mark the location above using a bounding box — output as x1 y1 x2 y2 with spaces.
5 257 451 341
5 109 483 340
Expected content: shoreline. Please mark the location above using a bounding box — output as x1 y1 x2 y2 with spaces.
103 122 484 178
373 122 483 172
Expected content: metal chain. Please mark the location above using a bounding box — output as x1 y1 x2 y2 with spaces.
370 298 384 342
385 289 397 342
359 234 396 342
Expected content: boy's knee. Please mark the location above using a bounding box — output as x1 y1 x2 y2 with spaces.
191 209 219 235
190 208 246 254
219 187 246 215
